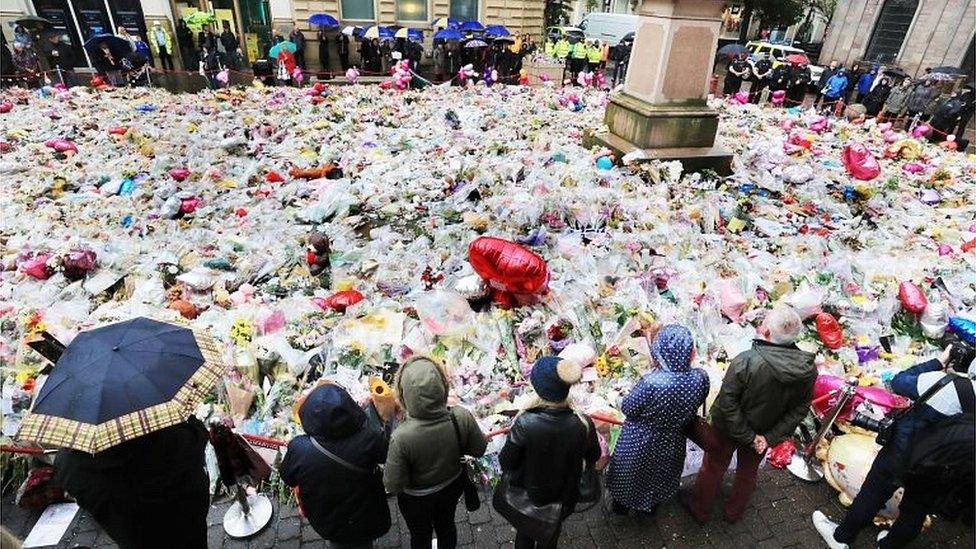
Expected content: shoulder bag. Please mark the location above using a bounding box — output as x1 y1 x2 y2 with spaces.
450 408 482 512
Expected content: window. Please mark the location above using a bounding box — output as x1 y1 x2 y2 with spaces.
341 0 375 21
397 0 428 22
450 0 477 21
864 0 919 64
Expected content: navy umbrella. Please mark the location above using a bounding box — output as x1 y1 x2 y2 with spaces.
460 20 485 33
484 24 510 37
716 43 748 57
18 317 223 454
308 13 339 27
83 34 132 59
434 28 463 42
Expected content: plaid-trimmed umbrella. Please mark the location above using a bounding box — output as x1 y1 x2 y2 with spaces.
18 317 223 454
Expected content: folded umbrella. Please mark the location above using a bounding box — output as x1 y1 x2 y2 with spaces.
17 317 223 454
308 13 339 27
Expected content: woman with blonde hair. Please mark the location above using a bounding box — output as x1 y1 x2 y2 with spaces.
385 355 487 549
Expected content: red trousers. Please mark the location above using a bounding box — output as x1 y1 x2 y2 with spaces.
691 431 767 522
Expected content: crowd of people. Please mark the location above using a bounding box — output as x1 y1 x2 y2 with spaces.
542 33 629 87
723 55 975 149
37 304 974 549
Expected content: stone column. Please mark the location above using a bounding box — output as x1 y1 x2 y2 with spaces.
595 0 732 173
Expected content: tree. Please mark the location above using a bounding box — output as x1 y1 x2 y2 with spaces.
737 0 808 43
544 0 571 28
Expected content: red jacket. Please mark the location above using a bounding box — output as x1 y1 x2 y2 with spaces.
277 49 296 74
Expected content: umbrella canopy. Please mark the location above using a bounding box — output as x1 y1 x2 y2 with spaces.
433 28 463 42
308 13 339 27
17 317 223 454
929 66 965 75
269 40 297 58
923 72 958 82
343 25 360 37
463 38 488 48
785 53 809 64
362 25 394 40
491 35 516 44
882 66 908 78
83 34 131 58
13 15 53 31
395 27 424 41
432 17 459 29
716 43 747 57
484 24 510 37
459 20 485 32
184 11 217 28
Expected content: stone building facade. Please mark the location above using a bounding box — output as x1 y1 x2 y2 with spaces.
819 0 975 77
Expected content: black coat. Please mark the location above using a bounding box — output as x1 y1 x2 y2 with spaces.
44 42 75 71
280 384 391 544
769 64 792 91
499 406 600 510
54 418 209 549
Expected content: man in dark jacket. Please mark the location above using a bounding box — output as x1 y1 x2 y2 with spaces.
290 26 306 69
690 306 816 523
769 61 793 93
813 341 975 549
814 60 839 108
54 417 210 549
749 54 773 103
336 32 350 70
280 383 391 548
43 32 77 86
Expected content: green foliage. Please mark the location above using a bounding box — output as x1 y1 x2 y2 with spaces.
544 0 571 28
753 0 807 28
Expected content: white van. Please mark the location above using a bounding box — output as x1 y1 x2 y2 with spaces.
578 13 639 45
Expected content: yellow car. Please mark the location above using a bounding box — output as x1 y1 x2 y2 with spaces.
547 26 585 43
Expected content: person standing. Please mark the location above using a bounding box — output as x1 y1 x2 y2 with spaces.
42 32 77 86
385 356 487 549
570 39 587 80
881 77 912 124
787 61 812 107
769 60 792 93
433 43 445 82
176 19 195 69
116 26 137 52
91 40 121 86
905 78 939 122
149 22 174 72
290 26 307 70
814 60 839 108
749 54 773 103
336 32 350 70
555 36 570 63
317 27 330 74
198 25 218 53
54 417 210 549
820 68 849 114
844 62 863 104
862 76 892 117
220 24 240 69
280 383 392 549
928 85 975 143
855 66 877 103
607 325 709 515
498 354 600 548
689 306 816 524
200 44 225 88
813 343 975 549
723 52 749 96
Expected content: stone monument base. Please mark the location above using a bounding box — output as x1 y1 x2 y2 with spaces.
589 129 733 175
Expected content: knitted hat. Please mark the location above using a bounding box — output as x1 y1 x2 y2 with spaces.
530 356 582 403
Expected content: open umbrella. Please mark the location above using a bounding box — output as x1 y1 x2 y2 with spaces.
269 40 297 58
785 53 809 64
929 66 965 75
83 34 132 59
716 43 747 57
491 35 516 44
17 317 223 454
484 24 510 37
395 27 424 41
432 17 459 29
923 72 958 82
460 21 485 33
184 11 217 28
463 38 488 48
343 25 360 37
433 28 463 42
13 16 53 31
362 25 394 40
308 13 339 27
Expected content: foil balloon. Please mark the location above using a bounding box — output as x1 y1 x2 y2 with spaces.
345 67 360 84
897 281 927 314
948 317 976 345
312 289 363 312
824 433 903 519
918 188 941 204
840 143 880 180
816 312 844 349
811 375 909 423
468 236 549 296
883 130 897 143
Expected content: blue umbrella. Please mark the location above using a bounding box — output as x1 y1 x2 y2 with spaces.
17 317 223 454
395 27 425 41
459 20 484 32
83 34 131 58
484 24 510 37
362 25 394 40
308 13 339 27
434 28 463 41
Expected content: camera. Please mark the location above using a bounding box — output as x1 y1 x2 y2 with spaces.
849 412 896 446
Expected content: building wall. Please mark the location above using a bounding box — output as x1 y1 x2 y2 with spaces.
820 0 976 76
1 0 32 42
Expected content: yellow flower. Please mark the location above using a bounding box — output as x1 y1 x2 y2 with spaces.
594 355 610 377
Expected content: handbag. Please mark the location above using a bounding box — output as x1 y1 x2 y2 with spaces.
450 409 482 512
492 475 563 544
684 403 720 452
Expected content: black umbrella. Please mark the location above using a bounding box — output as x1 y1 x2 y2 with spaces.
929 66 965 75
18 317 223 454
717 43 748 57
13 16 53 31
83 34 132 60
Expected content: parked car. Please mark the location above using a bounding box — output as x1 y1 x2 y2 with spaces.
546 26 586 44
577 13 639 45
746 41 823 89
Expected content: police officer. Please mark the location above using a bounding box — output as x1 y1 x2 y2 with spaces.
749 54 773 104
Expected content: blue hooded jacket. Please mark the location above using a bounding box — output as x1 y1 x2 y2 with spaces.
823 70 848 99
857 71 876 94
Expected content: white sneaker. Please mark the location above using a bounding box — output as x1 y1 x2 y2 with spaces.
812 511 849 549
877 530 889 546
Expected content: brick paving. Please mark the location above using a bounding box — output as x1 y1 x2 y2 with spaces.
2 468 971 548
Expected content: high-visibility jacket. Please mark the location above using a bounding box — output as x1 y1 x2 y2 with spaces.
555 39 571 59
571 42 587 59
587 44 602 63
544 40 555 57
